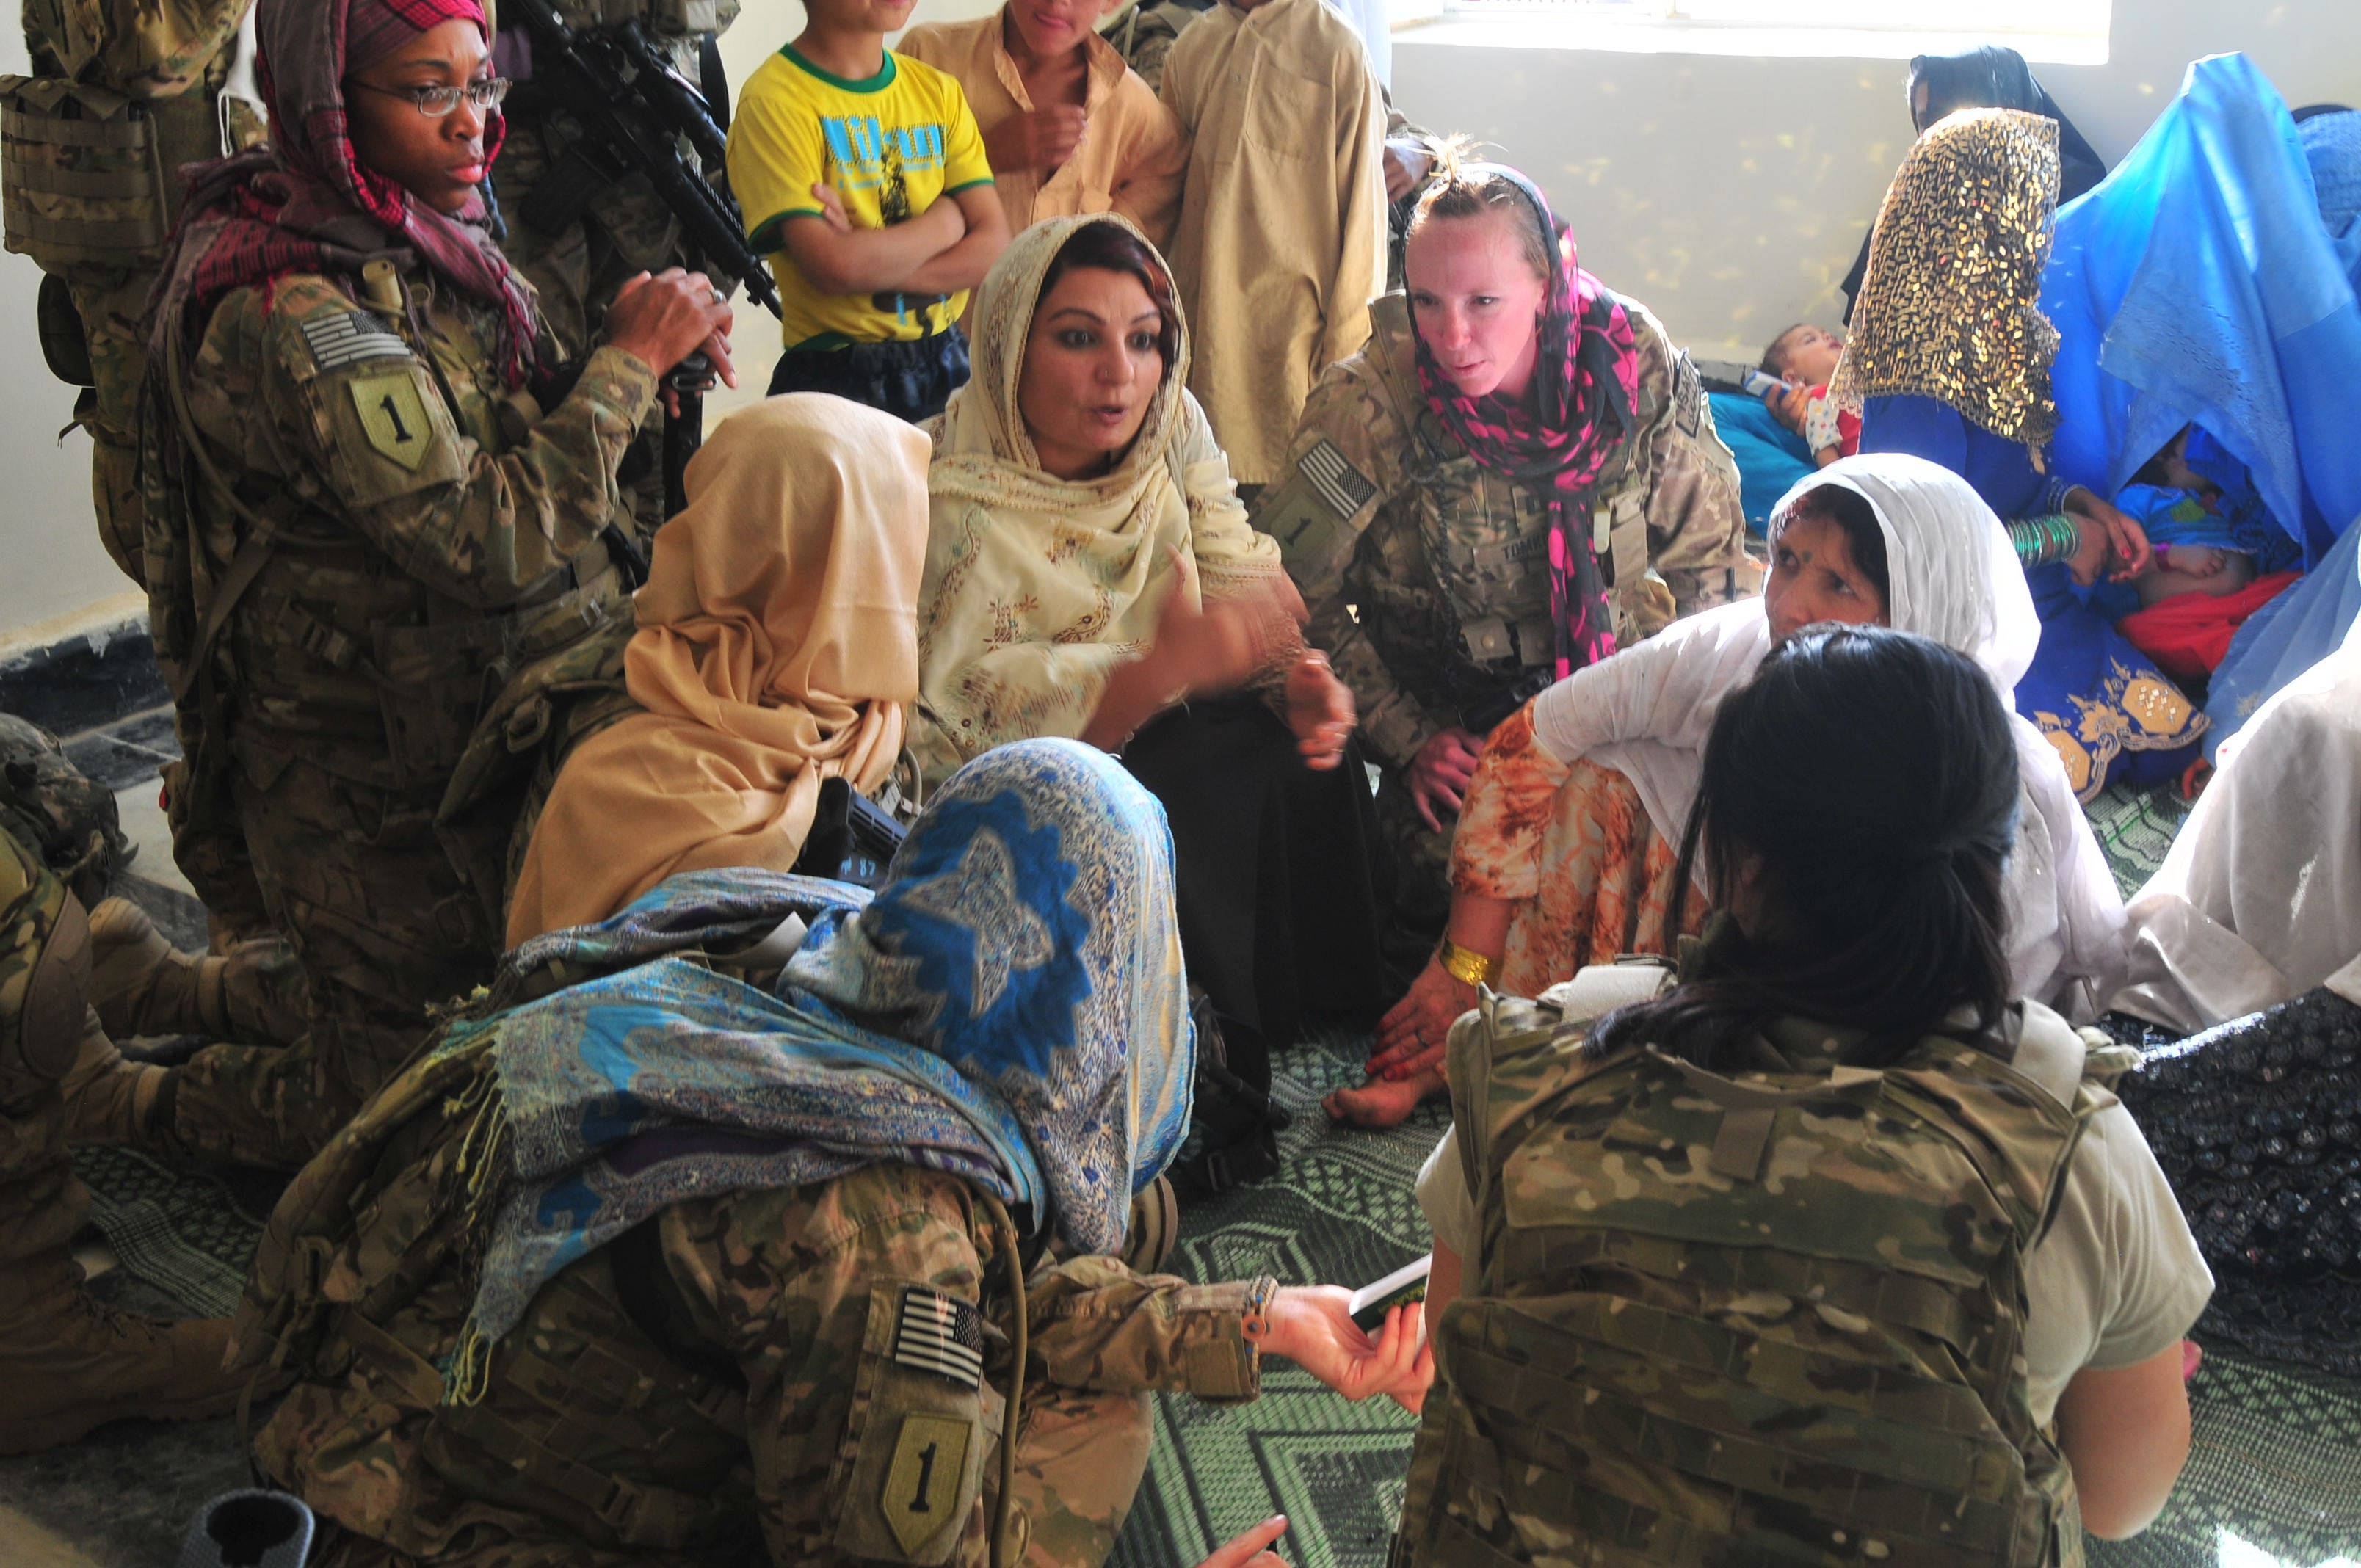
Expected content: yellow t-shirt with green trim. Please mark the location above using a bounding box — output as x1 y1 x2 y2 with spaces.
726 46 994 350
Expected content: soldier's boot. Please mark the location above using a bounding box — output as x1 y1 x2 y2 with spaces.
0 1249 243 1454
57 1008 170 1150
86 896 305 1045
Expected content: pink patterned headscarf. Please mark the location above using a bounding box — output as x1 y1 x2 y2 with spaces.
148 0 537 393
1413 165 1642 678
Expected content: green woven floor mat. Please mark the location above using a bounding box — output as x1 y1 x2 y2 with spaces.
2091 1351 2361 1568
2088 778 2195 901
1113 1025 1443 1568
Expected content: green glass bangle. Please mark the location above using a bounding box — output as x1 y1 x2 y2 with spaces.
2008 513 2080 566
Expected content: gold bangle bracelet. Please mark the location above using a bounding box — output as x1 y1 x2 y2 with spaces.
1438 939 1498 989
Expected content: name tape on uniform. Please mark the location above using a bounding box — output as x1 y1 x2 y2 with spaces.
301 311 412 374
893 1286 984 1390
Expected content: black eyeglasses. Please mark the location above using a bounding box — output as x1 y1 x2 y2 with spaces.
349 76 512 119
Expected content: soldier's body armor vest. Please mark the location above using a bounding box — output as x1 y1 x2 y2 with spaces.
4 0 256 276
1396 985 2103 1568
1354 296 1671 726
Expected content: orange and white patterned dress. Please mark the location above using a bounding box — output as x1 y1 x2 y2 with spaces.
1448 703 1706 998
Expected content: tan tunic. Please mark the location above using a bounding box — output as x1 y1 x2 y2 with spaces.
1158 0 1388 485
899 10 1189 249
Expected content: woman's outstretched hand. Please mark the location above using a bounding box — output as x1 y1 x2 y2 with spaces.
1259 1288 1433 1412
1285 650 1354 769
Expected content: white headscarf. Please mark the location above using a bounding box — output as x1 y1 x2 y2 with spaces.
1529 451 2126 1017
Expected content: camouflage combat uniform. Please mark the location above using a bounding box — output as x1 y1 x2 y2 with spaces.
6 0 261 582
1255 291 1757 944
144 260 653 1167
0 825 246 1454
233 1034 1265 1568
1393 984 2103 1567
490 0 739 531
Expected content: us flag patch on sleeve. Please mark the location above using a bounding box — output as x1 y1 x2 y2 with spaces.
1301 440 1377 520
300 310 412 373
893 1287 984 1390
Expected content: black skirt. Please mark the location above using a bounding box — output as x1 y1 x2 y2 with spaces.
2109 988 2361 1376
1121 694 1391 1092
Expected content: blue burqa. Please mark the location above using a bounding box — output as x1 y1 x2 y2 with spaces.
2042 53 2361 569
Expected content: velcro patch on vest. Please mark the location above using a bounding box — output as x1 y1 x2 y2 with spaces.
1300 439 1377 520
300 310 411 373
892 1287 984 1390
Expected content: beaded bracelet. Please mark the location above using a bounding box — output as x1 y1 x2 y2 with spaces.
2008 512 2081 566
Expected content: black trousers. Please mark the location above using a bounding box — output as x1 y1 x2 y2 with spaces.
1121 696 1392 1092
766 327 970 424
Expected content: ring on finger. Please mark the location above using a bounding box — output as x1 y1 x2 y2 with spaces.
708 285 726 306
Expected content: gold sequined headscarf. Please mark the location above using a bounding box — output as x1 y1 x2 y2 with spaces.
1833 108 2063 451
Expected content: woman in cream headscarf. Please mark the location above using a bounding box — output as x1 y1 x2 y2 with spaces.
915 213 1377 1177
507 395 929 945
1330 452 2128 1125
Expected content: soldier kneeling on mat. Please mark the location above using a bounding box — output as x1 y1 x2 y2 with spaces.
228 741 1429 1567
0 822 254 1453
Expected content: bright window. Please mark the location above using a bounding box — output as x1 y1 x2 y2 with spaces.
1410 0 2111 65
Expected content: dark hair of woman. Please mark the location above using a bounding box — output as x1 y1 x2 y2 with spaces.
1774 483 1891 605
1593 625 2021 1071
1037 221 1183 371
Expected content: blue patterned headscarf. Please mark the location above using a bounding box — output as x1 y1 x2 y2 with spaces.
453 739 1192 1375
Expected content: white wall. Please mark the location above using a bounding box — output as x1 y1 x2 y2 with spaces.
1390 0 2361 363
4 0 2357 640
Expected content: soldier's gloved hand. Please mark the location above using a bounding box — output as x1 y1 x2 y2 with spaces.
1254 1290 1433 1412
1404 727 1483 832
606 268 736 402
1195 1515 1292 1568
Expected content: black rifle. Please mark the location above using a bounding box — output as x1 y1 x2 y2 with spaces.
790 777 909 890
504 0 783 518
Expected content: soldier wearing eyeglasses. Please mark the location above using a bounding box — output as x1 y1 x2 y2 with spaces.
133 0 736 1168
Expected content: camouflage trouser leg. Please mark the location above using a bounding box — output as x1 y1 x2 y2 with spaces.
62 268 157 584
0 1078 85 1275
1373 768 1454 974
164 755 498 1167
994 1383 1154 1567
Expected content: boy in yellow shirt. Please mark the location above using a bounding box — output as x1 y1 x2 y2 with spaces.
728 0 1012 421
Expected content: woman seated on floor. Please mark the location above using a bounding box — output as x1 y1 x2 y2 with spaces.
1396 625 2209 1563
910 212 1379 1157
507 394 932 945
233 739 1429 1568
2103 622 2361 1378
1840 106 2210 802
1327 453 2126 1127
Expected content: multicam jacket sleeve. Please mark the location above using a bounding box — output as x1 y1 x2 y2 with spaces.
192 272 657 610
1614 303 1757 631
667 1166 1258 1566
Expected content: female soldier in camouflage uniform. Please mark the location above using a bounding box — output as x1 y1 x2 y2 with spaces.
231 741 1425 1567
136 0 733 1167
1254 150 1754 989
1401 628 2210 1563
